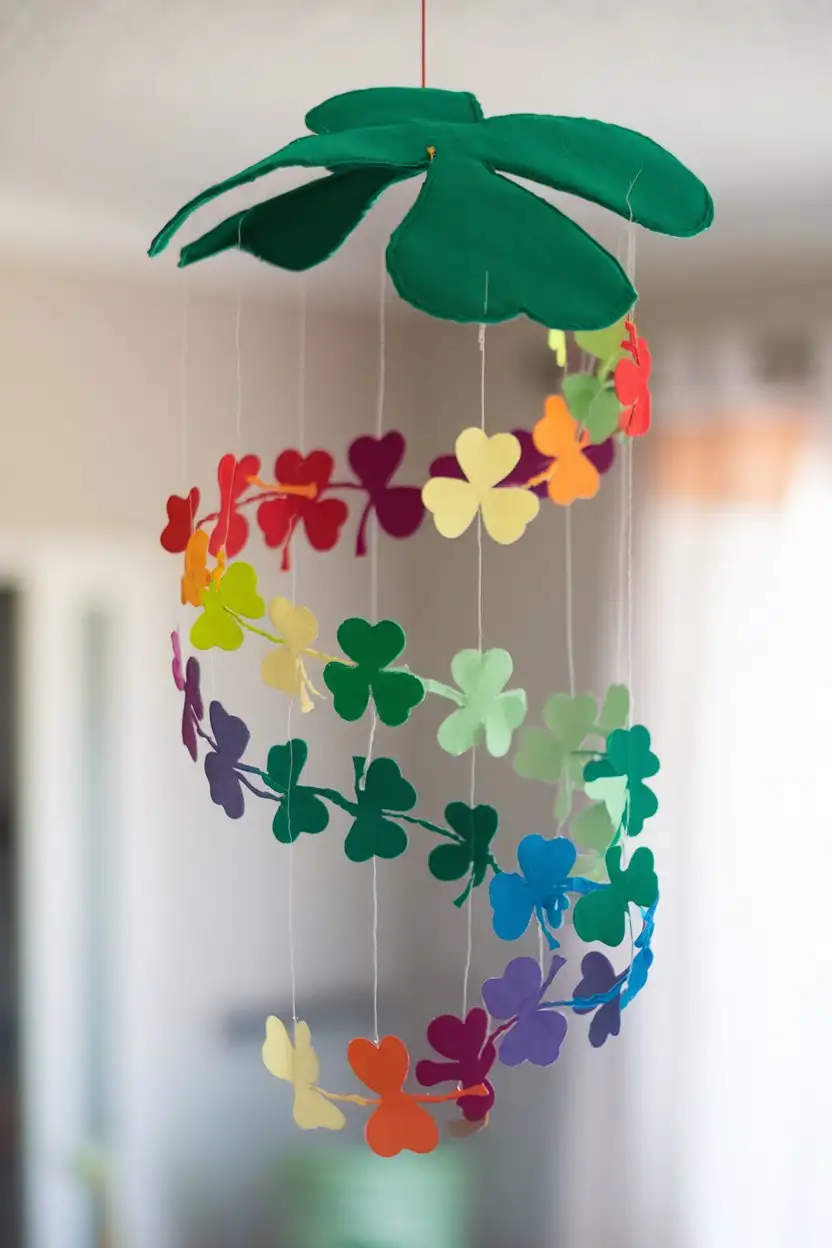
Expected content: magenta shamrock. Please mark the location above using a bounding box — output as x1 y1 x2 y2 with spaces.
204 702 251 819
346 431 425 556
481 955 568 1068
172 632 204 763
574 952 626 1048
415 1007 496 1122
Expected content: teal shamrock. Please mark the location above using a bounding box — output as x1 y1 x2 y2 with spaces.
513 684 629 820
583 724 659 837
573 845 658 947
323 618 425 727
149 87 713 331
425 648 527 758
263 739 329 844
428 802 500 906
345 757 417 862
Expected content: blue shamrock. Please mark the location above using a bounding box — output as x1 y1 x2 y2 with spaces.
488 833 580 949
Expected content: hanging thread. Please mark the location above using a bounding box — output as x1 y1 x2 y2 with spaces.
420 0 427 87
565 507 576 697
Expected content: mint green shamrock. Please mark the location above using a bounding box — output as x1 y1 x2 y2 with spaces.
344 756 417 862
263 739 330 844
513 684 629 820
562 372 621 443
425 648 527 758
583 724 659 837
323 618 425 727
573 845 658 946
428 802 499 906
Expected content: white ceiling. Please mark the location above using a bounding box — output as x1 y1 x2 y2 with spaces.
1 0 830 301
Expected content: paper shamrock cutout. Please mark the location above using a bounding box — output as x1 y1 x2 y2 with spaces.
422 428 540 544
481 955 568 1067
573 953 625 1048
348 432 425 555
428 801 499 906
573 845 658 947
211 453 261 557
172 633 204 762
181 529 218 608
574 318 628 372
257 450 348 571
348 1035 439 1157
583 724 659 838
561 373 622 445
190 561 266 651
262 1016 346 1131
615 320 652 436
427 648 527 758
263 739 330 843
416 1007 496 1122
204 701 251 819
431 425 614 502
150 86 712 330
323 618 424 727
489 833 578 949
530 396 600 506
547 329 567 366
345 757 416 862
260 597 320 712
161 486 199 553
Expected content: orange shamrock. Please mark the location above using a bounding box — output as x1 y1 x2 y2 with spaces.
529 396 601 506
347 1035 487 1158
181 530 225 607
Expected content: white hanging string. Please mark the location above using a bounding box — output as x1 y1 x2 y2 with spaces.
565 507 576 697
179 280 190 647
463 274 488 1016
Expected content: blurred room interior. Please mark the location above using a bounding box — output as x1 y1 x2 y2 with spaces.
0 2 830 1246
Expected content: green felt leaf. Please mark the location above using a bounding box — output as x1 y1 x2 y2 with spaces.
474 114 714 238
432 802 499 902
323 618 424 727
575 318 627 363
513 727 563 782
387 157 636 331
180 168 415 270
322 661 371 722
373 670 426 728
584 775 628 831
345 816 407 862
436 648 526 758
437 706 482 756
306 86 484 133
573 883 626 946
263 740 330 844
345 756 415 862
585 386 622 442
597 684 630 734
429 842 474 882
359 757 417 814
338 618 407 667
570 801 615 852
543 693 597 750
562 372 600 427
613 845 659 907
264 739 308 792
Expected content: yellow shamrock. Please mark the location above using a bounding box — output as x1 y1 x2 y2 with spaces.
262 1016 367 1130
422 428 540 545
260 597 321 712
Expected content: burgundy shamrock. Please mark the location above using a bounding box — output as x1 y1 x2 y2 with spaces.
415 1007 496 1122
347 431 425 556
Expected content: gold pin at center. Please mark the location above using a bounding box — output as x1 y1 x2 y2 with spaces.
426 145 436 160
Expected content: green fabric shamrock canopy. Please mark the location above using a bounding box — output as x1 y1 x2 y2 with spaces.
148 86 713 330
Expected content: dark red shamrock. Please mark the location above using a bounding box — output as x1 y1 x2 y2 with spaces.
430 428 614 496
160 487 200 553
347 431 425 556
257 449 348 571
615 319 652 437
415 1007 496 1123
208 453 261 557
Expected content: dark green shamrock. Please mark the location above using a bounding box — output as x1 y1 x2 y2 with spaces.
344 756 417 862
428 802 500 907
263 739 329 844
583 724 659 837
323 618 424 727
573 845 658 947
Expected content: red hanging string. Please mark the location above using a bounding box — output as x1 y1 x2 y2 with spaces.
421 0 427 87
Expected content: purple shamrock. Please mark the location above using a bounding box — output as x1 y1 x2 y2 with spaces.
415 1007 496 1122
204 701 251 819
574 952 625 1048
347 431 425 556
481 955 568 1068
171 629 185 690
172 633 204 763
431 428 614 498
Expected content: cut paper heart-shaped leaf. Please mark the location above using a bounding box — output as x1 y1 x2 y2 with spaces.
583 775 629 831
570 801 616 852
422 428 540 544
575 318 627 370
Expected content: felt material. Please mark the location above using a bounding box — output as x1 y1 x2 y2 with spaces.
583 724 660 837
562 373 622 444
474 114 714 238
263 1017 346 1131
615 321 652 436
573 953 623 1048
347 431 425 555
481 956 568 1067
427 648 527 758
190 561 266 651
179 167 416 269
204 701 251 819
306 86 484 134
263 739 330 843
323 618 424 726
416 1008 496 1122
257 450 348 571
260 597 319 712
345 757 416 862
532 396 601 504
573 845 658 946
387 158 636 330
161 486 199 553
428 802 499 906
422 428 539 543
489 833 577 948
547 329 567 366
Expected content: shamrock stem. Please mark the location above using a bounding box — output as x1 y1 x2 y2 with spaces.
354 499 373 558
398 813 463 840
309 786 361 818
235 773 280 802
452 874 475 908
195 724 218 751
225 611 347 665
421 678 465 705
415 1084 488 1104
318 1089 376 1107
487 1019 516 1044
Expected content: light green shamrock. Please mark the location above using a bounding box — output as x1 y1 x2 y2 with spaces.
190 561 266 651
424 648 527 758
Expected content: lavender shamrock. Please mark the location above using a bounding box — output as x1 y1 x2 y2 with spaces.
481 955 568 1067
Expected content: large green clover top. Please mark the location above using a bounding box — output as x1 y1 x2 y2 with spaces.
323 617 424 727
148 86 713 330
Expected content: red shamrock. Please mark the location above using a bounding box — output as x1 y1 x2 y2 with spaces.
615 320 652 437
415 1007 496 1122
160 487 200 553
347 431 425 556
208 453 261 557
257 450 348 571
